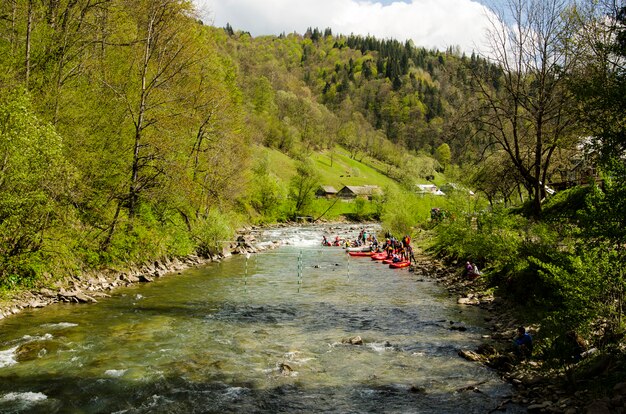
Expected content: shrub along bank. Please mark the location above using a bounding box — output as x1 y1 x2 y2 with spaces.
425 185 626 402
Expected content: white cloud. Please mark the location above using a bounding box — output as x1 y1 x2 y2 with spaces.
194 0 497 55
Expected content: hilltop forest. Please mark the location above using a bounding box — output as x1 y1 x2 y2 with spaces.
1 0 626 361
0 0 490 287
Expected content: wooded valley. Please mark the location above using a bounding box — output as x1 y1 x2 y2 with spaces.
1 0 625 380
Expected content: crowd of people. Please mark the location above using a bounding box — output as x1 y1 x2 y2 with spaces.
322 229 416 264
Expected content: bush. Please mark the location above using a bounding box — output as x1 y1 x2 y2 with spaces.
381 188 440 237
192 209 235 258
432 207 523 266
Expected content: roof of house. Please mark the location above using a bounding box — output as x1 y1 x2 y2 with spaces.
417 184 438 191
319 186 338 193
338 185 381 195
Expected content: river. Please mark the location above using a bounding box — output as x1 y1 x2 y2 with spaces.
0 224 523 413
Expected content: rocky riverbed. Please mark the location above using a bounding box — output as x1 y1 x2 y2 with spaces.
411 254 626 414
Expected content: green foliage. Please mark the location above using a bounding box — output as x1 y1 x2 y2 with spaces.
0 89 74 287
541 186 591 222
288 160 321 217
380 188 439 238
431 179 626 357
100 203 194 265
578 173 626 248
353 198 367 219
249 155 287 222
576 173 626 333
434 143 451 172
432 207 524 265
192 209 235 258
0 4 252 287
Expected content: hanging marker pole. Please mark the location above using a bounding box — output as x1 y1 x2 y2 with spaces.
244 252 250 293
297 250 303 293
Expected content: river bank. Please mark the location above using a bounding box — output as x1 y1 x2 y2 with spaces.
412 254 626 414
0 220 370 319
0 228 280 320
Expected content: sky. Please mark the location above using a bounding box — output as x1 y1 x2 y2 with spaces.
194 0 501 56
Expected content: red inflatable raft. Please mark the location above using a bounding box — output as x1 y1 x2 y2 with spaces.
348 251 373 257
389 260 411 268
371 253 387 261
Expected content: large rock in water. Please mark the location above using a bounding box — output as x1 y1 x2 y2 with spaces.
15 341 59 362
457 296 480 305
342 336 363 345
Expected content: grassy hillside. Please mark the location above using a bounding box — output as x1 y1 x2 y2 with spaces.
257 145 404 191
310 148 402 191
250 144 457 225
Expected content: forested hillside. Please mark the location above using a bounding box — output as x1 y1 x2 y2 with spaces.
0 0 473 289
1 0 624 316
220 25 489 166
0 1 247 288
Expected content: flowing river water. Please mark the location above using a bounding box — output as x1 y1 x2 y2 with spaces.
0 224 523 413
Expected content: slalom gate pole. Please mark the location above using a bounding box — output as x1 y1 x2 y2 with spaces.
297 250 303 293
244 253 248 293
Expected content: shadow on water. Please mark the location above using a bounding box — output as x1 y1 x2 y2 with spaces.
0 371 521 414
126 301 475 347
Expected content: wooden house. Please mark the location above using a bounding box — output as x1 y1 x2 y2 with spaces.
336 185 381 200
316 186 338 198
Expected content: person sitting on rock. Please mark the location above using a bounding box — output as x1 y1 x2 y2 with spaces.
464 261 481 279
514 326 533 359
565 330 587 362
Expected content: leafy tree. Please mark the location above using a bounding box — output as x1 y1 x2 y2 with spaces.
288 160 320 217
0 90 73 286
470 0 581 216
571 2 626 330
249 155 285 219
471 151 522 207
571 2 626 166
434 143 451 172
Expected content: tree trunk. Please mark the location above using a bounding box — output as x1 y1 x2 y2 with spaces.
128 7 155 219
102 201 122 251
10 0 17 53
25 0 33 88
533 122 543 217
